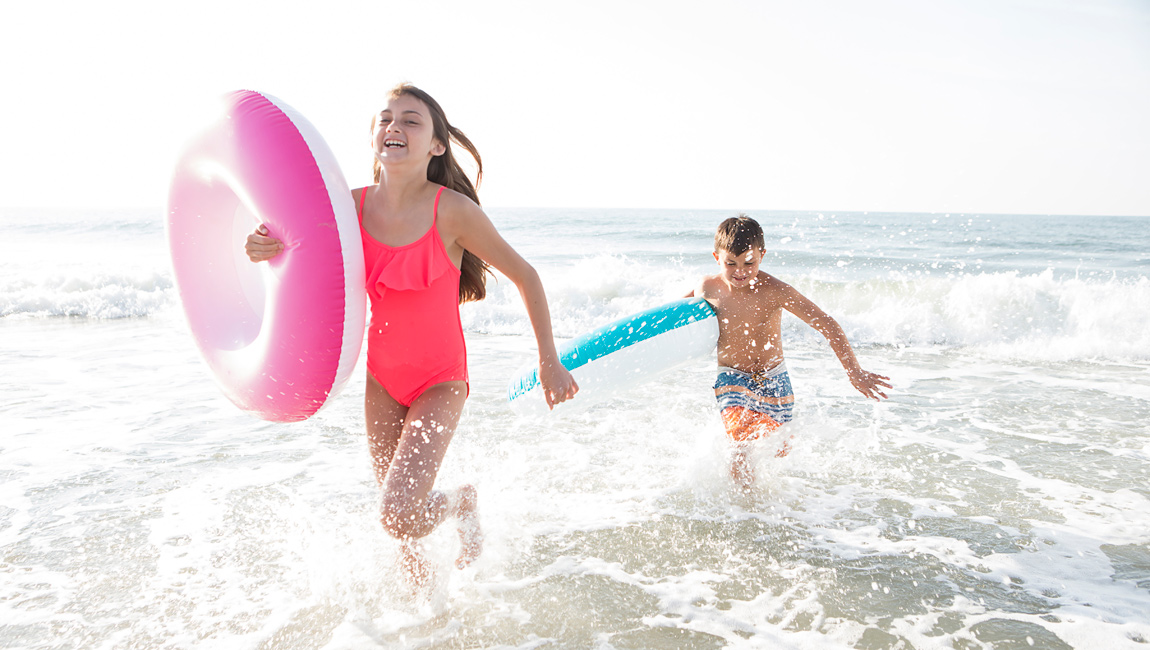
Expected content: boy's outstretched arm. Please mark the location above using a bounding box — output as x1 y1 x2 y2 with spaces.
780 285 891 400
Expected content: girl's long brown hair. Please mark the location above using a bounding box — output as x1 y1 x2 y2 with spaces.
372 83 490 303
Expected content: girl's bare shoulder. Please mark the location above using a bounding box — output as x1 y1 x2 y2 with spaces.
435 186 485 225
350 186 370 213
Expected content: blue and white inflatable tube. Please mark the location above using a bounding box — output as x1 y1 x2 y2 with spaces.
508 298 719 415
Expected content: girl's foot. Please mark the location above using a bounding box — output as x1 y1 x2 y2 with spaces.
399 539 435 596
451 485 482 569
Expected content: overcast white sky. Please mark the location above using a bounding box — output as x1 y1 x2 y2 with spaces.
1 0 1148 215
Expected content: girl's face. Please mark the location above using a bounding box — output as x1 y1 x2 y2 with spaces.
714 247 764 289
373 94 445 165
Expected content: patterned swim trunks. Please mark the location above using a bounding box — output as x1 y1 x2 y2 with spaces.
714 363 795 449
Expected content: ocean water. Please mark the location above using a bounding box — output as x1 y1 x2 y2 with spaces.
1 206 1149 649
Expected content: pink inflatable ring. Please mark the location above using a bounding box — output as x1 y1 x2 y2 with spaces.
167 90 365 422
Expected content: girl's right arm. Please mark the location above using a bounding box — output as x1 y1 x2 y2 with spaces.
245 224 284 262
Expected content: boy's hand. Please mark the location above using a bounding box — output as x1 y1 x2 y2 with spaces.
849 368 892 401
245 224 284 262
540 360 579 409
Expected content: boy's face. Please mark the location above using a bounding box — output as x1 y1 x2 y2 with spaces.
714 247 764 289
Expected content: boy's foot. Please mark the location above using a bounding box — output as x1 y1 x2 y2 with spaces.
452 485 482 569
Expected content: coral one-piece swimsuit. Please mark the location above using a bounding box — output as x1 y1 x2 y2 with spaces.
359 186 468 406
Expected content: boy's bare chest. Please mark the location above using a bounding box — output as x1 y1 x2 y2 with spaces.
714 298 782 337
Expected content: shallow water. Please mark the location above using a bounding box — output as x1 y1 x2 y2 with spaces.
1 207 1148 649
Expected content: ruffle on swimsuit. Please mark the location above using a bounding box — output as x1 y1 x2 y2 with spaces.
367 225 455 294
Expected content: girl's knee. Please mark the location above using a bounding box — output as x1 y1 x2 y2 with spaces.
380 507 418 539
379 491 447 539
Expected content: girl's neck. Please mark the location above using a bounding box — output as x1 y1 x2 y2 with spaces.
372 165 434 209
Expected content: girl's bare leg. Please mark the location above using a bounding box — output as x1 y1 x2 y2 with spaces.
377 381 466 539
398 538 433 591
365 374 407 485
450 484 482 568
365 376 479 583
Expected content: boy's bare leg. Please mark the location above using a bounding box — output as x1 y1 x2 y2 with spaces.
731 445 755 493
451 485 482 568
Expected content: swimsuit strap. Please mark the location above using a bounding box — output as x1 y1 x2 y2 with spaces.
358 186 368 220
432 186 444 225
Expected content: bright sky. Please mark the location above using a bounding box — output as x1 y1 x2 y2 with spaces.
2 0 1148 215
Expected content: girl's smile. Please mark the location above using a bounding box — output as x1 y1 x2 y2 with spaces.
373 95 443 163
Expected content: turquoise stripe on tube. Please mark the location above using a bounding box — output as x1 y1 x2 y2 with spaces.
508 298 715 402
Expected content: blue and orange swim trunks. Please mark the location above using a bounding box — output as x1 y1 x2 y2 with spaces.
714 363 795 450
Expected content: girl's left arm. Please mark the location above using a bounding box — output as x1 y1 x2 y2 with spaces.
447 197 579 408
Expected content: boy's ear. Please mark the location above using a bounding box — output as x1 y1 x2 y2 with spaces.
713 251 720 262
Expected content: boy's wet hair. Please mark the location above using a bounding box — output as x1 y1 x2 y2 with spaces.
715 214 765 255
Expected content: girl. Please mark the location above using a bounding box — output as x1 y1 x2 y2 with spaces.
246 83 578 586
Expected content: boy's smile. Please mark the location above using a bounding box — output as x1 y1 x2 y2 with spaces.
714 248 764 289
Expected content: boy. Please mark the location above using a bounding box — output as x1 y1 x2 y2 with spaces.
691 215 891 491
